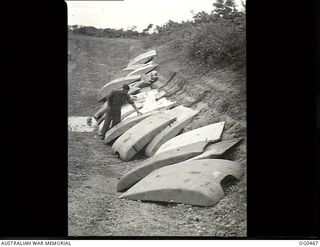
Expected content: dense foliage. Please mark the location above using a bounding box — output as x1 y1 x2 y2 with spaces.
148 0 246 68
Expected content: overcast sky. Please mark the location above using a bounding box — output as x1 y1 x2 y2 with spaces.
66 0 244 32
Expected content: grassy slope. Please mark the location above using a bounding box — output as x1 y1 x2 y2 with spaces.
68 33 247 236
68 34 146 116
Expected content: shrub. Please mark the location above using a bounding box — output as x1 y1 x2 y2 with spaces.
144 0 246 68
187 18 246 67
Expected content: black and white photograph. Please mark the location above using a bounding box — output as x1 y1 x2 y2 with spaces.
67 0 247 237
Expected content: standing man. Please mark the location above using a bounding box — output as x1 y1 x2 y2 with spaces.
98 84 141 140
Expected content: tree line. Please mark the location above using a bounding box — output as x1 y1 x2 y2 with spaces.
68 24 154 38
69 0 246 68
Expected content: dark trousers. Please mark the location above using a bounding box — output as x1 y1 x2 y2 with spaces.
100 110 121 138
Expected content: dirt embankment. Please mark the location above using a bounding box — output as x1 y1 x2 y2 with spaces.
68 34 247 237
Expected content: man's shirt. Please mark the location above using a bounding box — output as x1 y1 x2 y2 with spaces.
107 89 134 114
